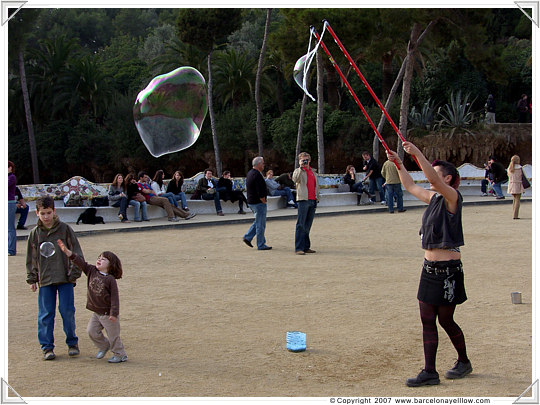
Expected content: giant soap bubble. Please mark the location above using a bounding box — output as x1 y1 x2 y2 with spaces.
293 53 316 101
134 67 208 158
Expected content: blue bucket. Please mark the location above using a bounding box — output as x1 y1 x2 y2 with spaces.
286 331 306 352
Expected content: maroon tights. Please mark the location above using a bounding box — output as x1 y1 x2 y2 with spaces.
419 301 468 373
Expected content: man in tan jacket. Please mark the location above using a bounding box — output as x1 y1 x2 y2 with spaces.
292 152 320 255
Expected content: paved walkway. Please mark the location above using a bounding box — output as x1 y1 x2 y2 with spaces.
16 195 530 240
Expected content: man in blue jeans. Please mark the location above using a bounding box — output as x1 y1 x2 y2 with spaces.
293 152 320 255
487 156 508 199
243 157 272 250
362 151 385 204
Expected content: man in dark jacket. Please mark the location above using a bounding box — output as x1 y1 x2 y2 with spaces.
242 157 272 250
487 156 508 199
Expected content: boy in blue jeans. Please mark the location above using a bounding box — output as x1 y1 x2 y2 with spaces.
26 196 84 360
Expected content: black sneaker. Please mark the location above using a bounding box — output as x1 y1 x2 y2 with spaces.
406 370 440 387
68 344 80 356
445 360 472 379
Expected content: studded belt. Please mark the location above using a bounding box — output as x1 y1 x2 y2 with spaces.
423 263 463 275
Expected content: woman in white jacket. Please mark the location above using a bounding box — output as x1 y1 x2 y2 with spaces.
151 170 178 207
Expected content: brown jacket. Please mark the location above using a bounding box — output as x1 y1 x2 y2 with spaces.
70 253 120 317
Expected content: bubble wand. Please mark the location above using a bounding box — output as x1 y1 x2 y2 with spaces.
310 27 399 169
322 20 421 168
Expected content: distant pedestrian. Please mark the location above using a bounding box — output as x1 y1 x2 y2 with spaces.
8 161 17 256
487 156 508 199
243 157 271 250
381 159 405 214
485 94 496 124
507 155 524 219
517 94 529 123
362 151 385 204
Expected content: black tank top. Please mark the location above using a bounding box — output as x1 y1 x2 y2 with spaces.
419 192 464 250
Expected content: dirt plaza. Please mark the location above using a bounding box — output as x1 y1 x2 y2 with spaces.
6 201 532 399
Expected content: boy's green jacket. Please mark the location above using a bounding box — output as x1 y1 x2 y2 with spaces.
26 216 84 287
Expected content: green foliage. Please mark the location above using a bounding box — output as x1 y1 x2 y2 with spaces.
269 101 370 163
7 7 533 183
213 49 257 107
177 9 242 52
100 35 149 95
65 116 110 177
409 99 437 130
434 91 478 136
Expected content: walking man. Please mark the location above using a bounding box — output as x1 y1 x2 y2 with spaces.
243 157 272 250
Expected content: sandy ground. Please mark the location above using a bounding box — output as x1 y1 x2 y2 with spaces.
6 202 532 399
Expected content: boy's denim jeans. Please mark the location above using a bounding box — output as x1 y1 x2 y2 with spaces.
38 283 78 351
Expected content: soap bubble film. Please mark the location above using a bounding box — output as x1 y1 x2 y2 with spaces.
293 54 315 101
133 67 208 158
40 242 56 258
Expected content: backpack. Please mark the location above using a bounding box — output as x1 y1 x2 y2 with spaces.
64 193 84 207
91 196 109 207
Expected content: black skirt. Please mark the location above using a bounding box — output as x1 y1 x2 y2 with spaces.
417 259 467 306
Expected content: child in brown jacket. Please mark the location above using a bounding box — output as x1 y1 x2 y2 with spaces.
57 240 127 363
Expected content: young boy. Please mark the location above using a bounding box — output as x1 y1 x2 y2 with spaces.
26 196 84 360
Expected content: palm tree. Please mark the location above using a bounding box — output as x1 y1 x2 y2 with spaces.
151 37 206 76
213 49 257 108
9 9 41 183
27 36 77 122
68 56 113 120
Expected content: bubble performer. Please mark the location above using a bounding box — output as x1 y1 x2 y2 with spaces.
386 141 472 387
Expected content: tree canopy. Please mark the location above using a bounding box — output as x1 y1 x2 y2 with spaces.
8 7 532 184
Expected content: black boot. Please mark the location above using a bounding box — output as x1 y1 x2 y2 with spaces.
406 370 440 387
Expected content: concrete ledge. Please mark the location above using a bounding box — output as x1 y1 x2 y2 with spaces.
18 179 532 226
22 196 289 226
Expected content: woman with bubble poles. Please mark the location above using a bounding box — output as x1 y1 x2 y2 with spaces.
386 142 472 387
26 195 84 361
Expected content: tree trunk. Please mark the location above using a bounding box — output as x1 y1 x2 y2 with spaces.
316 50 325 173
207 51 222 176
373 21 436 160
255 8 272 156
381 51 394 102
295 93 308 169
324 61 340 110
18 50 40 183
398 23 422 161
